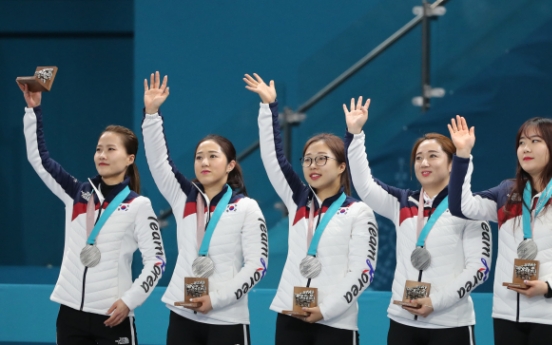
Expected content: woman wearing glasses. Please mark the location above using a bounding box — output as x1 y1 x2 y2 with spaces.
344 98 491 345
244 73 378 345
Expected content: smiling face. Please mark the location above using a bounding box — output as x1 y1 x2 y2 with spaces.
302 140 346 196
414 139 451 194
517 126 550 182
194 140 235 191
94 131 134 184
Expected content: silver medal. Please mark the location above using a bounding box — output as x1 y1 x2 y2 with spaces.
299 255 322 279
411 247 431 271
517 239 538 260
192 256 215 278
80 244 101 267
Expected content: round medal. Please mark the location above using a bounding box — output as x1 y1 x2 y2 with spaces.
299 255 322 279
411 247 431 271
192 256 215 278
517 239 538 260
80 244 101 267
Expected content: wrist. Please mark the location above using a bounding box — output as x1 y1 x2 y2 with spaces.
456 149 471 158
348 127 362 135
145 108 159 115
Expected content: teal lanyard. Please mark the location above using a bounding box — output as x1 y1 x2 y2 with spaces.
416 196 449 247
522 180 552 239
86 186 130 245
307 193 346 256
198 185 232 256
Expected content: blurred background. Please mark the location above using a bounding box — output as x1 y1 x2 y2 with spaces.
1 0 552 343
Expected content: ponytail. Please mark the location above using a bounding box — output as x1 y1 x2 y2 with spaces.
127 162 141 194
227 161 248 196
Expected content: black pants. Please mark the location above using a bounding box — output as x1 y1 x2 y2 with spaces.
167 311 251 345
275 313 360 345
387 319 475 345
494 318 552 345
56 304 137 345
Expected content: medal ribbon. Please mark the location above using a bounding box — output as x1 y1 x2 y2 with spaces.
306 192 346 256
415 190 449 247
197 185 233 256
522 179 552 239
86 186 130 245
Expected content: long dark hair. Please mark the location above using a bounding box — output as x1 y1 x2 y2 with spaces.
506 117 552 211
100 125 141 194
194 134 248 196
302 133 351 196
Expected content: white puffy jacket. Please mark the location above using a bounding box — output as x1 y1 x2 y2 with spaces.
24 106 166 316
449 155 552 325
142 112 268 325
346 131 491 328
259 102 378 331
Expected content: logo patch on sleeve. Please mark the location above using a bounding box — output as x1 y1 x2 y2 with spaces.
81 191 92 202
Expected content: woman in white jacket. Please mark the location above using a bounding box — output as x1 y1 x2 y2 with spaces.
344 98 491 345
244 73 378 345
448 115 552 345
142 72 268 345
18 83 166 345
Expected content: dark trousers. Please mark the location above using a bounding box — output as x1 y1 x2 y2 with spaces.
494 318 552 345
167 311 251 345
387 319 475 345
56 304 137 345
275 313 360 345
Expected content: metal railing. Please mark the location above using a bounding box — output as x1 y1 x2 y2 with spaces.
237 0 448 162
159 0 449 225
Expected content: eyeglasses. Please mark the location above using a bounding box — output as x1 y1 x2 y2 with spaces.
300 155 338 167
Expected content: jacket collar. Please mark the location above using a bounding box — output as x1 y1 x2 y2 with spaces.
412 186 449 208
309 185 346 209
89 175 131 203
193 182 233 206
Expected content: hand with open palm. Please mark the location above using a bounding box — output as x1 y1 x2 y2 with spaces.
447 115 475 158
144 71 169 114
243 73 276 104
343 96 370 135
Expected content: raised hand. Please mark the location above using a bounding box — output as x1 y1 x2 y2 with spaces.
16 82 41 108
144 71 169 114
448 115 475 158
243 73 276 104
343 96 370 135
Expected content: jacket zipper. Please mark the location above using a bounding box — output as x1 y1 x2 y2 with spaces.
80 203 103 311
414 204 433 321
516 293 520 322
194 194 210 315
